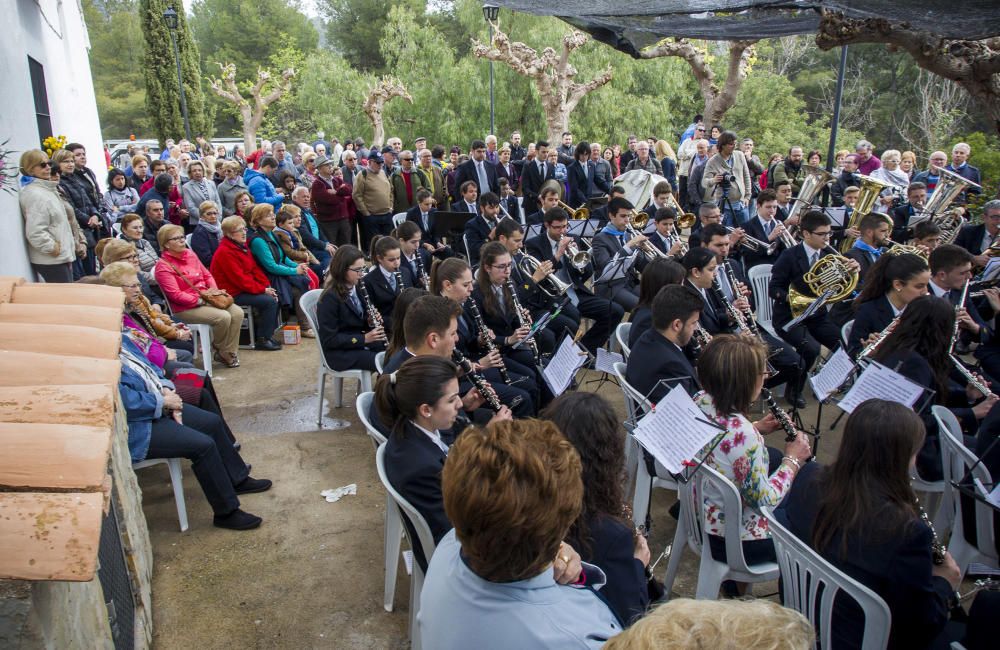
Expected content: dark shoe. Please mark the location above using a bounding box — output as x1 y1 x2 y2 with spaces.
255 338 281 351
214 350 240 367
234 476 272 494
720 580 740 598
213 508 262 530
788 394 807 410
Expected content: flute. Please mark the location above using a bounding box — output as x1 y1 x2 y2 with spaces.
465 298 512 384
949 354 995 399
856 314 900 361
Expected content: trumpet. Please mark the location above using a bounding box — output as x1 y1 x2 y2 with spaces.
515 252 571 298
725 226 776 254
561 234 592 270
557 200 590 220
627 210 669 260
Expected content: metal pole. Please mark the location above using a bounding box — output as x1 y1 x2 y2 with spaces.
169 28 192 142
488 22 496 136
825 45 848 174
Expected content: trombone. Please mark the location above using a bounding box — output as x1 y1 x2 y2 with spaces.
557 200 591 220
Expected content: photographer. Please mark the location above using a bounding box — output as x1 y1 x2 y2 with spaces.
702 131 752 228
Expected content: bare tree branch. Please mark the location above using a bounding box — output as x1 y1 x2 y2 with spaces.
208 62 296 152
363 77 412 148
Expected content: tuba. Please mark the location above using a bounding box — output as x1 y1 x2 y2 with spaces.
786 164 835 226
910 165 979 244
516 252 571 298
839 174 890 253
787 246 860 318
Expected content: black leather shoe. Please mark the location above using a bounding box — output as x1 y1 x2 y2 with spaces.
254 338 281 351
213 509 262 530
788 394 807 410
234 477 272 494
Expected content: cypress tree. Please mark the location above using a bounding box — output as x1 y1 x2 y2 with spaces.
140 0 209 145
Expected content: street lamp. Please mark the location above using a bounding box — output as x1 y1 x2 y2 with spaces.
483 4 499 137
162 5 192 142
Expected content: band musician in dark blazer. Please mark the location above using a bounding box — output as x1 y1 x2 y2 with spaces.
567 142 610 208
363 237 410 335
317 246 386 372
769 211 859 375
519 140 556 216
590 197 650 311
462 192 502 267
525 208 624 354
625 284 703 404
741 189 787 269
406 189 442 247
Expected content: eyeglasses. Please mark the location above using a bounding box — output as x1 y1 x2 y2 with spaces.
491 263 513 270
347 265 366 274
167 235 186 242
37 161 51 168
126 254 139 261
809 230 833 238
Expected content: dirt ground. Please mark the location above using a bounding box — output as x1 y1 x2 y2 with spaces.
140 338 847 649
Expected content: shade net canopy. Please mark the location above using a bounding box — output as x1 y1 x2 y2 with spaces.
489 1 1000 55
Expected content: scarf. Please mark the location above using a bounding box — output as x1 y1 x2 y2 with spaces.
852 239 883 260
120 336 170 394
602 224 628 237
199 220 223 240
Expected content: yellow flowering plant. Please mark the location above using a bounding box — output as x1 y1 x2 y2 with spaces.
42 134 68 156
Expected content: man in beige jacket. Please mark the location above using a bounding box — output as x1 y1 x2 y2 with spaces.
702 130 753 227
352 150 394 252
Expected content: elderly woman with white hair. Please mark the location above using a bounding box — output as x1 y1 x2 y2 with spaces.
870 149 911 214
180 160 222 226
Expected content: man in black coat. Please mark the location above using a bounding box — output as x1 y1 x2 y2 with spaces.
452 139 498 198
830 154 860 207
567 141 610 208
519 139 555 216
590 197 649 311
742 189 788 269
945 142 983 207
889 182 928 244
954 200 1000 269
625 284 703 403
463 192 501 267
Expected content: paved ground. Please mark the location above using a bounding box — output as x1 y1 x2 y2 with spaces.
140 337 848 649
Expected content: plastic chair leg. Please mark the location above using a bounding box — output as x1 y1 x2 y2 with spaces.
361 372 373 394
631 462 652 532
384 496 402 612
316 369 327 427
410 565 424 650
166 458 189 532
662 518 687 595
694 553 726 599
197 329 213 376
332 376 344 408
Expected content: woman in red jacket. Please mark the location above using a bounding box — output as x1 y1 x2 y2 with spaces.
210 216 282 351
310 156 353 247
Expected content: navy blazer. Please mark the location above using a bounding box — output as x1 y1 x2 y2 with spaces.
774 462 954 650
495 161 519 192
688 280 732 335
519 159 556 214
660 157 678 193
453 158 498 198
190 225 219 268
769 243 835 329
567 160 605 207
406 205 440 246
844 246 879 285
848 295 895 357
525 232 595 293
954 223 989 256
625 328 699 404
569 514 649 626
362 266 409 333
890 203 918 243
470 283 519 340
628 307 652 348
316 289 373 362
383 420 450 572
741 216 784 269
591 230 646 285
399 248 432 290
463 214 496 267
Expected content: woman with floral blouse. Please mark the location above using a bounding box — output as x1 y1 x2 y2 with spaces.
694 335 812 592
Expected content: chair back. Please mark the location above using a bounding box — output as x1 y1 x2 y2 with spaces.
764 507 892 650
615 322 632 360
696 464 765 574
934 406 998 563
841 319 854 349
613 361 651 431
185 234 193 248
392 212 407 228
747 264 774 327
375 444 437 570
356 392 386 448
374 351 386 375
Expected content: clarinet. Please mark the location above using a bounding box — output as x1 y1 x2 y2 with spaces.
724 261 760 337
506 278 540 363
916 496 947 565
761 387 797 442
356 277 386 341
415 253 430 290
451 350 504 412
949 278 970 353
711 278 750 333
465 298 512 384
393 270 405 296
691 323 712 357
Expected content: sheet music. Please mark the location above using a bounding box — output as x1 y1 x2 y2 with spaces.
977 478 1000 510
632 385 722 475
595 347 623 375
567 219 589 236
837 361 925 414
825 206 847 227
595 252 636 284
982 258 1000 281
967 563 1000 577
542 335 588 394
809 348 855 401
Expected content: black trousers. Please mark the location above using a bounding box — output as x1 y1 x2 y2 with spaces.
776 312 841 372
319 219 352 248
234 292 281 340
577 293 625 353
762 331 805 397
31 261 74 283
145 403 249 516
323 345 382 372
360 212 393 253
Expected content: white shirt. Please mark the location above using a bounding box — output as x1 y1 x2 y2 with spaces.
929 280 949 299
380 266 397 287
411 421 449 454
757 215 775 234
803 242 823 265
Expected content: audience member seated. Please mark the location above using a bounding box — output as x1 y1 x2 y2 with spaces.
103 167 139 222
542 392 652 625
233 190 254 225
289 186 336 273
118 213 160 277
316 245 386 372
419 418 622 648
275 204 323 280
119 335 271 530
694 335 811 593
248 204 316 338
153 224 245 368
190 201 223 268
628 257 686 348
603 598 813 649
209 216 283 351
99 237 166 310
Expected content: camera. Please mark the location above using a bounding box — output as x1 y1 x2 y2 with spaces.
719 171 734 197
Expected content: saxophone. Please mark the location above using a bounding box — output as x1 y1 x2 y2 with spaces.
465 298 512 384
506 278 540 363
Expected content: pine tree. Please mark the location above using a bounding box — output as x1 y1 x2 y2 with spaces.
140 0 209 144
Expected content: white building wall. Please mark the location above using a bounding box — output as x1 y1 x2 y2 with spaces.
1 0 105 279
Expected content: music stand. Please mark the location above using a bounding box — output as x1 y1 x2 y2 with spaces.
432 211 475 247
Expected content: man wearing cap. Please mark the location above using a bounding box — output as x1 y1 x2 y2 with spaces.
380 146 400 175
414 137 427 153
453 139 499 199
417 148 447 207
353 151 394 250
391 150 429 212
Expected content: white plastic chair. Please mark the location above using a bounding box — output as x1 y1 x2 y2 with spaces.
462 233 472 262
132 458 189 532
112 222 122 236
299 289 373 426
185 234 193 248
163 299 214 376
392 212 407 228
612 361 677 528
764 507 892 650
840 319 854 350
375 350 386 375
663 464 780 599
614 322 632 360
747 264 776 337
376 444 437 650
934 406 998 575
357 393 404 615
238 305 257 349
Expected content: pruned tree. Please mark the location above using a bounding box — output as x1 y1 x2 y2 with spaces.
816 10 1000 135
473 21 613 143
363 77 412 148
208 62 296 153
893 70 970 156
639 38 758 126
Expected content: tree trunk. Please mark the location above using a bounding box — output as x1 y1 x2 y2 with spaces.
208 63 296 154
362 77 412 148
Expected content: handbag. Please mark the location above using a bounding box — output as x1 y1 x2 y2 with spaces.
164 258 234 309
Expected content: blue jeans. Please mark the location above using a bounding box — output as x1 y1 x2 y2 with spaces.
721 200 750 228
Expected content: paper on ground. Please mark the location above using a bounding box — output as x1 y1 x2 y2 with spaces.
837 361 924 414
632 384 721 474
321 484 357 503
